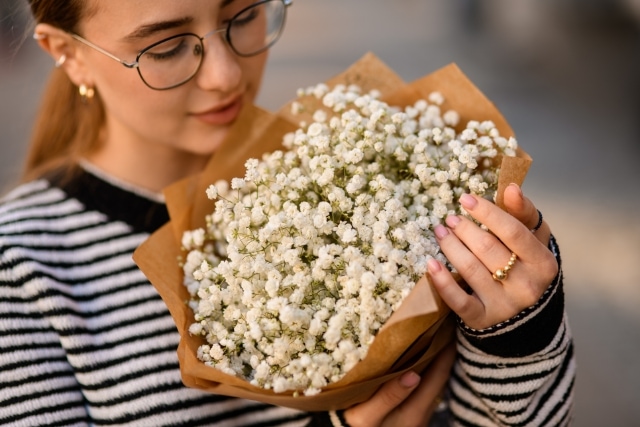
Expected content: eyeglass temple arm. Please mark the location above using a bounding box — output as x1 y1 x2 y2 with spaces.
69 33 139 69
37 0 293 68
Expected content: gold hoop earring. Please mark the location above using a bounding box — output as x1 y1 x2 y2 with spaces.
79 84 95 103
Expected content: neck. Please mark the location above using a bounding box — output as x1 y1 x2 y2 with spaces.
86 138 210 194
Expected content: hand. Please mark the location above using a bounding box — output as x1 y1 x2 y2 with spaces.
343 342 456 427
428 183 558 330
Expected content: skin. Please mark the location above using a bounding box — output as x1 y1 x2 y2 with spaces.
345 343 456 427
34 1 557 424
36 0 267 193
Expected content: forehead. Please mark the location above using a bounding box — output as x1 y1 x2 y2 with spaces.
80 0 222 36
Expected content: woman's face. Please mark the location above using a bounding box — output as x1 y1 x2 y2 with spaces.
77 0 269 159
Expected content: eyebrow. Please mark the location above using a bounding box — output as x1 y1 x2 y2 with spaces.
124 17 194 41
124 0 237 41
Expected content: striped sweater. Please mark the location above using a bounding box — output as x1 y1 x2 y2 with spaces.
0 168 574 426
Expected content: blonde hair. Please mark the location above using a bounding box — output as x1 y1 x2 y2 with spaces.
22 0 104 181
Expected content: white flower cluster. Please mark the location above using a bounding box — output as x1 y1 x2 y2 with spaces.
181 84 517 396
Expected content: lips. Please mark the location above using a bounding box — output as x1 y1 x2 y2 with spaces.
191 96 243 126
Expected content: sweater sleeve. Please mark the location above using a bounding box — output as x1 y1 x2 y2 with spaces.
0 252 89 426
448 235 576 426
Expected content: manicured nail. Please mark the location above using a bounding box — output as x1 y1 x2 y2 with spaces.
434 224 449 239
427 258 442 273
445 215 460 228
460 193 477 210
400 371 420 388
508 183 523 199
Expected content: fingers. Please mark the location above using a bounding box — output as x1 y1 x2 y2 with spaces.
389 342 457 426
344 370 421 427
428 257 486 323
503 183 551 245
444 215 512 284
345 343 456 427
457 192 545 263
434 222 502 300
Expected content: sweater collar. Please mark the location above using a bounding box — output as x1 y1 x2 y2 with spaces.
48 165 170 234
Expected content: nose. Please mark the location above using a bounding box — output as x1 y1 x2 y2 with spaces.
194 30 242 93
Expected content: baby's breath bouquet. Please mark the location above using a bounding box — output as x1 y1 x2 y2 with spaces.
182 84 517 397
134 53 531 411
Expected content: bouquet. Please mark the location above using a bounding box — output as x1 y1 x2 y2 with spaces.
133 53 531 411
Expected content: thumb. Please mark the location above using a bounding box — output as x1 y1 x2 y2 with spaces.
344 371 421 427
503 183 550 243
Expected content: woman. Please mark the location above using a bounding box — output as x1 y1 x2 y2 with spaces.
0 0 574 426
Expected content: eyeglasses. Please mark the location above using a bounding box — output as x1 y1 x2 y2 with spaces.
68 0 292 90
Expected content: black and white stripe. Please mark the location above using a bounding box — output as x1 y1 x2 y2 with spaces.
0 174 309 427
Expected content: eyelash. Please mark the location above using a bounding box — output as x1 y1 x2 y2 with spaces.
145 38 189 61
230 7 259 28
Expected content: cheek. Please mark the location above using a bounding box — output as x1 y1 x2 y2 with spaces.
243 53 269 100
97 67 185 131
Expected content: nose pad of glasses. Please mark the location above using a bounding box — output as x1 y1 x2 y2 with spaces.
193 43 204 57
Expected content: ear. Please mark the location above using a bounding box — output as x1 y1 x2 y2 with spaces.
33 23 95 88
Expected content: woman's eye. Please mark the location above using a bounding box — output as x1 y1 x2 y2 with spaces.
145 38 189 61
231 7 259 28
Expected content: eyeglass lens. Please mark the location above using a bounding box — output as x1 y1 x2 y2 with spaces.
137 0 286 90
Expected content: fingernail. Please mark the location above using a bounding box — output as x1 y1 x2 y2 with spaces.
434 224 449 239
508 183 523 199
400 371 420 388
445 215 460 228
427 258 442 273
460 193 477 210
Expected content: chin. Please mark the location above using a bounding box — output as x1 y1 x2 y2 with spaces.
186 136 228 158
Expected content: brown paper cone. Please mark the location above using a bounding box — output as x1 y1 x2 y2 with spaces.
133 52 531 411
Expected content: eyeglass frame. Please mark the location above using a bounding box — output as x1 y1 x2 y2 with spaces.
65 0 292 90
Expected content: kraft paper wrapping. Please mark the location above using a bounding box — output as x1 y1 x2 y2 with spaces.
133 53 531 411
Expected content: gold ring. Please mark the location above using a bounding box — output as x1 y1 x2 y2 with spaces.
492 252 517 281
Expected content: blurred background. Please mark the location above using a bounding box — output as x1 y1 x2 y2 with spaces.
2 0 639 425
